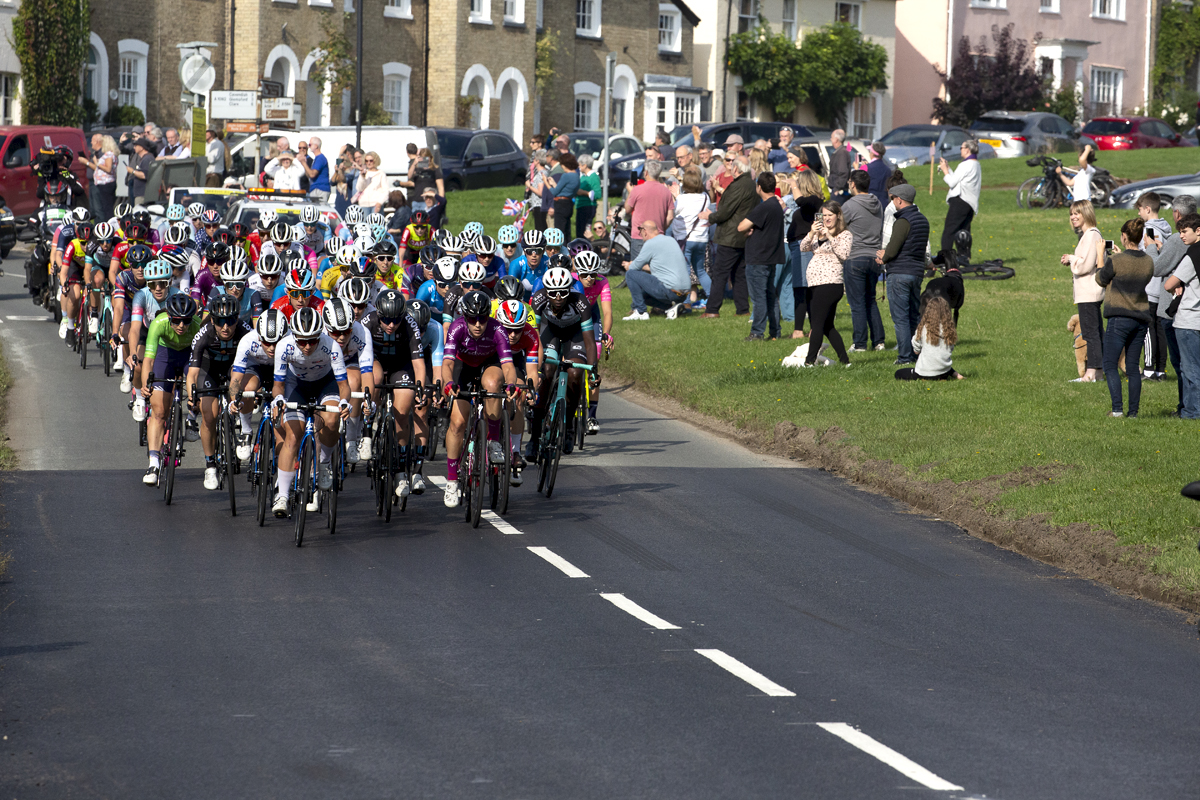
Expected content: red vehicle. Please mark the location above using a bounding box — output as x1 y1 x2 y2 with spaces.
1080 116 1195 151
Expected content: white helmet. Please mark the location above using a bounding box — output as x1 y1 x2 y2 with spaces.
433 256 458 283
324 237 341 257
367 212 387 227
321 297 355 332
257 209 278 231
458 260 486 284
338 276 373 305
573 249 602 274
542 266 574 292
345 206 364 224
441 234 465 254
220 256 251 282
522 228 544 249
257 251 283 276
353 222 373 241
336 244 361 267
256 308 289 343
289 306 324 338
165 222 190 246
269 220 293 245
292 222 306 242
300 204 320 225
186 202 205 219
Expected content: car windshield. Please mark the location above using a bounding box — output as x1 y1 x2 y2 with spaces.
879 129 941 148
171 190 241 218
1083 120 1133 135
569 136 605 157
669 125 693 144
436 131 471 160
971 118 1027 133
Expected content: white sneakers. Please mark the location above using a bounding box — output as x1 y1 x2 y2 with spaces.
58 318 69 339
203 467 219 490
394 475 410 498
132 396 147 422
318 462 333 490
622 310 650 321
119 373 132 394
357 436 373 462
236 435 252 462
272 494 289 518
410 474 426 494
664 302 687 320
345 438 360 464
87 315 99 336
306 493 321 512
443 481 461 508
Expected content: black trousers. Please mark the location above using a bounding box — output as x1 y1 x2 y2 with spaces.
553 198 574 236
941 196 975 254
1146 301 1168 373
531 207 548 231
1077 301 1104 370
705 244 748 315
805 283 849 364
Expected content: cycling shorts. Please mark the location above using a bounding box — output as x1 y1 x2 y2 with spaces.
194 366 233 394
281 374 340 424
381 367 416 389
452 355 502 390
248 363 275 389
150 347 191 391
66 264 85 286
540 327 587 366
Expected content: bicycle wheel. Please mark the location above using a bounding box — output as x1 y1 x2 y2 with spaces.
545 400 566 499
536 404 554 494
101 308 113 377
382 419 395 523
497 403 511 515
254 420 271 526
399 422 413 513
79 314 87 369
575 402 587 453
222 410 238 516
1016 177 1039 209
327 434 341 535
963 264 1016 281
469 410 485 528
294 437 314 547
164 397 182 505
427 409 443 462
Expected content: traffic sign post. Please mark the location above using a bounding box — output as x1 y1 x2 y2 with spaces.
210 91 258 120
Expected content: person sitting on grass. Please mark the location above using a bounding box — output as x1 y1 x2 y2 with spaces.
894 296 965 381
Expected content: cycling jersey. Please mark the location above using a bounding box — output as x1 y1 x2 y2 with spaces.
248 273 281 298
581 275 612 306
442 316 513 368
507 254 547 294
508 322 540 366
144 313 202 361
422 319 445 368
530 289 594 335
441 284 496 326
208 286 265 324
131 286 181 327
415 279 447 314
191 267 219 307
269 294 325 321
114 271 145 322
461 254 508 288
273 332 348 384
85 241 116 273
372 263 409 298
231 331 275 376
362 311 424 372
260 241 320 272
399 223 433 260
300 222 331 254
318 264 348 301
188 319 252 379
335 320 375 374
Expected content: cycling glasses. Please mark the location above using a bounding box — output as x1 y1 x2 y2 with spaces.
148 280 170 290
378 316 403 326
464 315 487 325
169 315 194 325
502 243 518 249
524 247 544 255
295 337 321 346
223 281 246 291
203 224 220 230
460 281 482 291
287 289 312 300
435 280 452 289
547 289 570 299
213 315 239 327
373 254 392 262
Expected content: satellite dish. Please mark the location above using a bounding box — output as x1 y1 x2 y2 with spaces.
180 54 216 94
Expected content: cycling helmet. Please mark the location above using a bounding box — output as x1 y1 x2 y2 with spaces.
72 207 92 222
496 299 530 330
165 222 190 246
522 229 544 249
406 298 431 331
567 238 593 258
125 222 148 242
347 255 374 280
256 308 289 343
321 298 355 332
166 204 185 222
459 290 491 319
73 221 93 241
200 208 221 226
336 244 361 268
463 221 485 241
257 209 277 231
230 222 250 240
293 222 306 242
367 212 387 227
573 249 602 274
409 209 427 226
339 277 373 305
219 257 251 282
542 266 574 292
375 288 404 319
165 293 198 321
215 227 237 246
471 234 497 256
370 238 398 260
290 307 323 339
419 243 444 269
459 230 479 251
345 206 364 224
94 221 117 243
546 252 572 271
544 227 564 248
185 202 205 219
433 256 459 283
495 275 523 302
142 259 172 281
161 247 192 270
497 224 520 246
269 221 293 245
369 222 387 242
115 201 134 219
204 242 230 264
131 209 151 230
126 243 155 269
282 250 308 275
353 222 373 242
284 266 316 292
458 260 486 285
433 228 452 247
208 294 240 321
441 233 465 254
300 204 320 225
324 237 341 257
43 179 67 199
227 246 249 266
257 251 283 276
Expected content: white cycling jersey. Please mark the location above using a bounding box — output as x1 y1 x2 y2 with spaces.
273 332 348 384
341 321 375 373
231 331 275 374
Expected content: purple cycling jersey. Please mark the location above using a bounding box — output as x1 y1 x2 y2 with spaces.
443 315 513 368
190 267 219 308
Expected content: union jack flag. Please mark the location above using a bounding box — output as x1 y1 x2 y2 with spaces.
502 198 525 217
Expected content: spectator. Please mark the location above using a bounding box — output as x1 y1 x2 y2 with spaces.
303 137 331 203
866 142 892 210
1057 144 1096 202
410 147 445 199
83 133 117 221
620 221 691 320
841 169 885 351
633 145 661 184
723 134 745 158
827 129 854 199
876 183 929 365
157 128 187 159
268 150 307 192
1136 192 1172 380
548 151 580 237
699 157 757 318
204 129 225 179
528 133 545 155
422 188 447 229
586 220 608 241
576 153 601 240
625 160 675 261
1146 194 1198 415
673 166 711 309
782 168 824 338
294 139 311 192
332 144 358 217
894 297 965 380
696 142 720 182
387 190 411 238
351 151 388 211
146 127 165 155
1163 212 1200 418
1096 218 1155 417
553 134 570 155
654 129 675 162
126 138 155 203
1060 200 1105 382
787 147 828 199
799 201 853 366
881 169 909 248
767 126 795 173
749 148 769 179
526 150 550 231
739 172 786 341
938 138 982 255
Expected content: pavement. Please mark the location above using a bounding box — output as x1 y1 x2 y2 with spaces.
1 252 1199 798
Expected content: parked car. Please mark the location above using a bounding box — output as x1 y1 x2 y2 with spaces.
1080 116 1194 150
1108 171 1200 209
432 128 528 192
877 125 997 168
563 131 645 196
0 126 89 217
668 121 814 150
968 111 1089 158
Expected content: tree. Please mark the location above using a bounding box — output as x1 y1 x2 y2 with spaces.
726 23 808 119
12 0 90 125
932 25 1043 127
795 22 888 127
310 13 356 97
535 31 559 101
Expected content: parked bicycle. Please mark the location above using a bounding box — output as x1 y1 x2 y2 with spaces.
1018 155 1116 209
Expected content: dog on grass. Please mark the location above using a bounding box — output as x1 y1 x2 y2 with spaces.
922 250 965 325
1069 313 1124 377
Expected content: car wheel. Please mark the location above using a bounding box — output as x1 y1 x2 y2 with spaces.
447 176 465 192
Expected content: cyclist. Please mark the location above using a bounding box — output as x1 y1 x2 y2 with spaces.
497 224 522 264
440 260 492 327
271 264 325 320
269 306 352 518
211 255 265 324
228 308 288 461
405 298 444 494
261 220 320 272
129 258 182 422
321 297 373 464
495 299 539 485
160 247 194 293
528 265 596 458
368 238 409 299
440 232 467 263
544 226 566 257
190 242 230 310
339 276 375 321
299 204 331 253
461 221 485 249
491 274 524 316
314 237 340 285
440 290 520 508
416 255 457 318
141 294 202 486
57 218 92 343
530 252 585 296
507 229 547 298
405 241 443 293
362 288 427 498
249 251 284 300
186 294 253 490
110 234 149 389
397 209 433 267
82 220 117 334
230 222 258 265
463 234 505 290
318 243 362 300
573 249 613 434
249 209 275 252
195 208 222 253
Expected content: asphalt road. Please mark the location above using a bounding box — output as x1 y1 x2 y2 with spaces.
1 255 1199 798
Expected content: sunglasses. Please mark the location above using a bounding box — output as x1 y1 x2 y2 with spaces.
261 274 280 282
378 316 403 326
296 337 321 346
169 316 193 326
350 302 368 310
373 255 392 261
435 281 452 289
148 280 170 290
525 247 544 255
502 243 518 249
213 316 239 327
461 282 482 290
287 289 311 299
547 290 569 299
204 224 219 230
465 315 487 325
223 281 245 291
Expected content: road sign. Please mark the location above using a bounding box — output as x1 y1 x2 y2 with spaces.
180 54 216 94
260 79 285 99
211 91 257 120
261 97 294 122
191 108 207 156
226 121 269 134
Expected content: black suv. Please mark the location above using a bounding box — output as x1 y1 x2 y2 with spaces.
433 128 529 192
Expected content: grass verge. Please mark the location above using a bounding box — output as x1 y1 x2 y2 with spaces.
0 337 16 470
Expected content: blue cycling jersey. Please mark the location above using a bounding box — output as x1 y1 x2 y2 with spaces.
461 253 508 285
415 279 446 313
507 254 549 294
210 285 265 323
423 319 445 367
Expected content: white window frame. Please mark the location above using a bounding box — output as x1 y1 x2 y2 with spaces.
674 95 697 126
470 0 493 25
0 74 17 126
1091 0 1125 19
782 0 797 39
382 62 411 125
384 0 413 19
116 39 148 113
1090 67 1123 116
846 92 882 141
658 4 682 53
503 0 524 24
835 1 862 26
576 0 602 37
307 0 333 8
1039 0 1060 12
969 0 1006 8
84 32 110 118
573 81 601 130
737 0 758 33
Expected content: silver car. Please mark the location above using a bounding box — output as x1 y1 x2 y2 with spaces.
969 111 1088 158
878 125 997 169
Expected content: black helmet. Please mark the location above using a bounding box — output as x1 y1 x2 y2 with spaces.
347 256 374 280
208 294 240 320
460 290 490 319
370 238 398 259
214 227 235 246
126 243 155 268
495 275 523 302
546 252 572 271
419 243 444 268
165 294 198 321
204 241 230 264
132 210 152 229
406 298 431 331
375 288 404 319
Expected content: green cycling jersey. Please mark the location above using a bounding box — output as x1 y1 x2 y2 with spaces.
144 314 201 362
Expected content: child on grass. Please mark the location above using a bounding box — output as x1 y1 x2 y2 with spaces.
894 296 965 381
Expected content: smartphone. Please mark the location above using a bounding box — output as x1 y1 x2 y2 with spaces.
1104 239 1114 250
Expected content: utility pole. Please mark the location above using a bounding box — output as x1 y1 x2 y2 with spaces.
601 52 616 228
355 0 364 148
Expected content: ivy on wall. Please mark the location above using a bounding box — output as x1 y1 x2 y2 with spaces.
13 0 90 126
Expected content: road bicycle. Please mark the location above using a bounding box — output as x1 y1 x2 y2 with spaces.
455 385 512 527
536 360 592 499
279 396 356 548
74 278 115 375
369 381 429 519
194 382 239 517
243 388 276 527
147 372 188 506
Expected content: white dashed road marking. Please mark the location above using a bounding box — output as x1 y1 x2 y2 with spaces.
599 593 681 630
816 723 964 791
694 649 796 697
527 546 590 578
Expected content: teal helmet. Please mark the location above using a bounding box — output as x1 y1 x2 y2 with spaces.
143 258 172 281
544 227 564 248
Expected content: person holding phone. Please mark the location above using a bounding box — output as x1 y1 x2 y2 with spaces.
1061 200 1105 382
1096 218 1155 417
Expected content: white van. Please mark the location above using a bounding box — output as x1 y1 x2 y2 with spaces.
227 126 439 186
